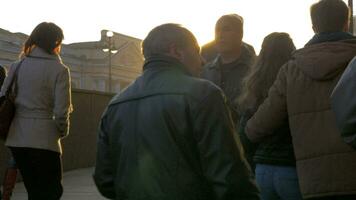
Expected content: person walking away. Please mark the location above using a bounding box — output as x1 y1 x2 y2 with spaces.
0 22 73 200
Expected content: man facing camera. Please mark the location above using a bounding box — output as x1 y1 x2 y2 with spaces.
201 14 256 122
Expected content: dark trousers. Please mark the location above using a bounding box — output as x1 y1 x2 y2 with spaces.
10 147 63 200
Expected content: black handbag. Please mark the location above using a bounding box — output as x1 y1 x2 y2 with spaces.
0 60 24 140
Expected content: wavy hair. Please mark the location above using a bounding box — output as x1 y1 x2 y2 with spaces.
238 32 296 112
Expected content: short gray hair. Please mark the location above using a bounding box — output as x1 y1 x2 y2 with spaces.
142 23 198 59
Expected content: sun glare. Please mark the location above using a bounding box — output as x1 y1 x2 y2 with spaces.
0 0 353 54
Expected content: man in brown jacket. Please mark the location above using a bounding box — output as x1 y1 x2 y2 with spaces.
245 0 356 199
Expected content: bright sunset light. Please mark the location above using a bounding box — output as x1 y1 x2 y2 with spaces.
0 0 353 53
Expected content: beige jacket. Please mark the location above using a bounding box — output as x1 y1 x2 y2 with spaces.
246 39 356 199
0 48 73 153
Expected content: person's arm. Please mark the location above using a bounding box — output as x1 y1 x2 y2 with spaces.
331 57 356 149
53 67 73 138
245 64 288 142
93 110 116 199
193 88 260 200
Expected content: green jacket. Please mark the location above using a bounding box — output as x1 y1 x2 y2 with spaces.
201 43 256 121
94 55 260 200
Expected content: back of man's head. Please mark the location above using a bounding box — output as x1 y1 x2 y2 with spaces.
310 0 349 33
142 23 198 59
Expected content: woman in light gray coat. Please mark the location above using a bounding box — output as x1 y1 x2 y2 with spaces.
0 22 72 200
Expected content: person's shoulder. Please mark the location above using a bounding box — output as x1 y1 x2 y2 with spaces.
242 42 256 55
242 42 255 51
183 76 224 101
53 58 70 74
348 56 356 67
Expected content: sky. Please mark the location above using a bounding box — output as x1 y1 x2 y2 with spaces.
0 0 353 53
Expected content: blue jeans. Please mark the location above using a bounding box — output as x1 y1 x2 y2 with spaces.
255 164 302 200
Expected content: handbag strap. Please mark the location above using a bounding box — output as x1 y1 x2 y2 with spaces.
6 59 25 96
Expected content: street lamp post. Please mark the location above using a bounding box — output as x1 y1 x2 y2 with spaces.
103 30 118 92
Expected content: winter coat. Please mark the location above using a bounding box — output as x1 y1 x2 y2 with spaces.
245 39 356 199
0 47 72 153
239 110 295 168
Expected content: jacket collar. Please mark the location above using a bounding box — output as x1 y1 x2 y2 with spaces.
207 43 254 70
143 54 190 75
305 32 355 46
28 47 61 61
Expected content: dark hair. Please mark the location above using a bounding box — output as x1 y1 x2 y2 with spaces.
310 0 349 33
216 14 244 35
142 23 198 59
23 22 64 55
238 32 296 111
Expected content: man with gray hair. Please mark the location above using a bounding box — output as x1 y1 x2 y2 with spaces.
94 23 260 200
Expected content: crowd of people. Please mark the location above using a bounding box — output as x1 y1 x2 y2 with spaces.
0 0 355 199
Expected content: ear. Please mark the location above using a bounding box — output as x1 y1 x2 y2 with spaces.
168 43 183 60
53 44 62 55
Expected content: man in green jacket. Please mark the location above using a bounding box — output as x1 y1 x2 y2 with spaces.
93 23 259 200
201 14 256 122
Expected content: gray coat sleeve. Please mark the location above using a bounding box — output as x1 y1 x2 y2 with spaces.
331 57 356 149
53 67 73 137
193 89 260 200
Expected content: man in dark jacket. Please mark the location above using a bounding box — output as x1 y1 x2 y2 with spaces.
201 14 256 121
93 23 260 200
245 0 356 199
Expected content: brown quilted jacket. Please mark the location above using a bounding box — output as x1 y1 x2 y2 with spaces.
246 39 356 199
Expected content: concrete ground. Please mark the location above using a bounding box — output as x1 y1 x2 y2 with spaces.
11 167 107 200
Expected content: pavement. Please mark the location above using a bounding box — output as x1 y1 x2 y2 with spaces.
11 167 107 200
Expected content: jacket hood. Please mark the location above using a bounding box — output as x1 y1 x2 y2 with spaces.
293 39 356 81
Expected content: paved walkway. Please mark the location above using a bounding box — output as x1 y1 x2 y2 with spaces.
11 167 106 200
